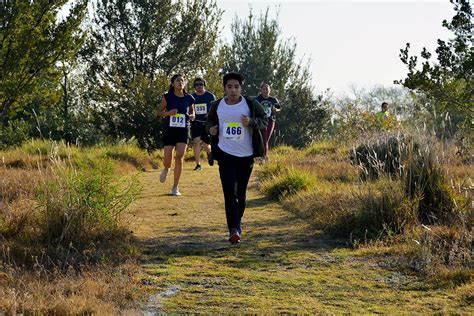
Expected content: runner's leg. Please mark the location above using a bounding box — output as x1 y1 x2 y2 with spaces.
163 146 174 170
193 136 201 166
173 143 187 186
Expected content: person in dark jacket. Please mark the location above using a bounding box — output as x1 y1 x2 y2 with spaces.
206 72 267 244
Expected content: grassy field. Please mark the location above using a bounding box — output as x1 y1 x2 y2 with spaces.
0 139 472 313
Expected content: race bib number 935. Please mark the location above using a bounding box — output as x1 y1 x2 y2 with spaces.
169 114 186 128
223 122 243 141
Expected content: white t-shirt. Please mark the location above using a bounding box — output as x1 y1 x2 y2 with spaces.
217 97 253 157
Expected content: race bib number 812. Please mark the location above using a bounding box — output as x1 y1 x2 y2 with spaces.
169 114 186 128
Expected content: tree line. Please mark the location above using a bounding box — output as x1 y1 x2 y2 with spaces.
0 0 472 150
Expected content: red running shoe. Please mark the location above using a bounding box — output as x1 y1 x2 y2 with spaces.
228 232 241 244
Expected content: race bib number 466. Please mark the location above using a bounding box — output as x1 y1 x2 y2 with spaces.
195 103 207 115
169 114 186 128
223 122 244 141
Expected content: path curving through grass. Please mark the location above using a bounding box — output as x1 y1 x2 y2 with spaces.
130 162 470 313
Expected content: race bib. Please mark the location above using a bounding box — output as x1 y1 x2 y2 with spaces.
169 114 186 128
195 103 207 115
223 122 244 141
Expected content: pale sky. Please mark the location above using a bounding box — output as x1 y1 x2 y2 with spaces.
216 0 454 95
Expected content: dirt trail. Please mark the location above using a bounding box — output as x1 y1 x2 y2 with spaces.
130 163 468 313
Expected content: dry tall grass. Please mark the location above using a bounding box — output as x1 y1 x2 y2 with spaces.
0 140 158 312
262 135 473 284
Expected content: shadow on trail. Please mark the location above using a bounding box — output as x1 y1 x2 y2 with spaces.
139 206 346 271
245 196 268 208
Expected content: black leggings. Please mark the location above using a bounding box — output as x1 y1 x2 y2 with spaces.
218 150 254 235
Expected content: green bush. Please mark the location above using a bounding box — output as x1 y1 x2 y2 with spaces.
21 139 55 155
258 162 288 182
94 140 159 170
262 169 315 200
403 146 458 224
345 179 417 241
0 120 30 149
306 141 338 155
20 139 79 159
37 158 140 248
270 145 296 156
287 179 417 241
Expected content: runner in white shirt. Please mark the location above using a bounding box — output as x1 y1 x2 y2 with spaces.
206 72 268 244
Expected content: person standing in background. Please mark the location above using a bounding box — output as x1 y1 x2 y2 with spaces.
376 102 390 120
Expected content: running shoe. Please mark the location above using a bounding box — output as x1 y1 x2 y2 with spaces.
193 164 202 171
207 152 214 166
171 186 181 196
228 232 241 244
160 169 168 183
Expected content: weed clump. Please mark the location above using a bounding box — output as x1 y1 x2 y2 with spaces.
262 169 315 200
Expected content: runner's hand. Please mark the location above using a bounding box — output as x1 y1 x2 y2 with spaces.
167 109 178 116
241 115 250 126
189 113 195 121
209 125 218 136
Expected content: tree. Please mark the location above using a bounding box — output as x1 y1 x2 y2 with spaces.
0 0 87 124
223 8 297 97
395 0 473 136
83 0 222 150
223 8 329 147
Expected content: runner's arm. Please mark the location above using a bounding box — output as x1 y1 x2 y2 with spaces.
206 101 219 134
248 100 268 129
188 102 196 121
157 96 177 117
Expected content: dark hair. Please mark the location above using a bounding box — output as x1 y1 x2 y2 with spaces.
260 83 270 89
193 77 206 86
168 74 187 94
223 72 244 86
381 102 388 108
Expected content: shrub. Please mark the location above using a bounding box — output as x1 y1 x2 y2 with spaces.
403 146 459 224
258 162 289 182
284 179 416 241
262 169 315 200
21 139 79 158
21 139 54 156
351 134 409 180
0 120 30 149
347 179 417 240
352 132 464 226
102 144 153 170
306 141 338 155
404 225 473 283
270 145 296 156
36 158 140 249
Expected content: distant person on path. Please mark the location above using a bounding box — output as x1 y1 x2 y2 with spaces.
191 77 216 170
256 83 281 162
207 72 268 244
375 102 390 120
157 74 195 196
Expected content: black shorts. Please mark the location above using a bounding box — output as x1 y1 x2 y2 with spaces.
190 121 211 144
163 127 189 146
